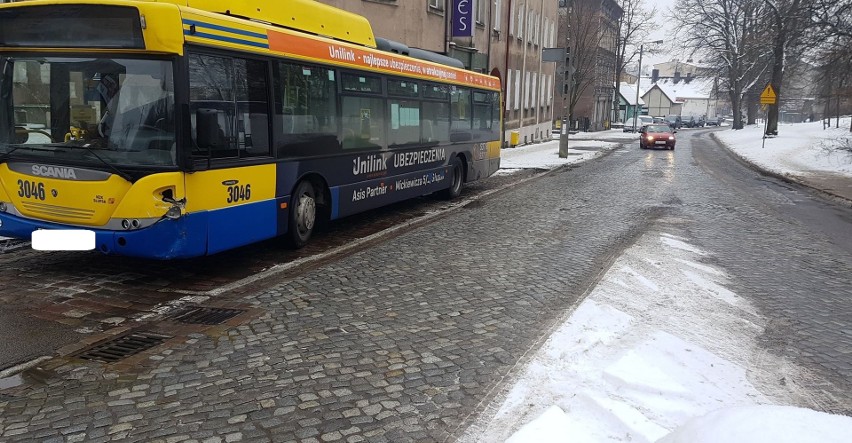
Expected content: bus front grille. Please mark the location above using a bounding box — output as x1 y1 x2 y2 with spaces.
20 201 96 221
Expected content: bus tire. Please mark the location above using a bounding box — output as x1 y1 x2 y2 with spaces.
441 156 464 200
287 180 317 249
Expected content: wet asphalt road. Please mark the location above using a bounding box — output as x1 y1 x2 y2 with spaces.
1 129 851 441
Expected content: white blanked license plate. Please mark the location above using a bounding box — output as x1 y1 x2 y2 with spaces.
655 141 667 145
32 229 95 251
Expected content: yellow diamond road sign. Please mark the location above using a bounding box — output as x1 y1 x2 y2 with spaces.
760 84 777 105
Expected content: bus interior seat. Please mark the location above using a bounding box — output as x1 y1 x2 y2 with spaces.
282 114 319 134
422 120 434 142
249 114 269 149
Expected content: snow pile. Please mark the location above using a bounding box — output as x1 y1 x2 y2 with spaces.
458 231 848 443
714 118 852 177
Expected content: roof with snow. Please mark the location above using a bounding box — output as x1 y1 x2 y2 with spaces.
653 77 715 100
618 83 645 106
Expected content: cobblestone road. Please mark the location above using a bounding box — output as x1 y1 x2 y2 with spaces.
1 130 851 442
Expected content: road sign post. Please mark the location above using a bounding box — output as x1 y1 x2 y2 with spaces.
760 84 777 148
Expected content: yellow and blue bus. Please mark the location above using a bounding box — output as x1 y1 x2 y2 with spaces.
0 0 502 259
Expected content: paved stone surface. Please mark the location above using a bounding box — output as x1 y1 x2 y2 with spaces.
1 131 851 441
0 170 538 370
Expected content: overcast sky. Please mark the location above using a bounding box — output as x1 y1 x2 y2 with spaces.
642 0 681 70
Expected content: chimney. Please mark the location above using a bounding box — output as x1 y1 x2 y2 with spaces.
674 71 681 83
685 72 692 84
651 69 659 83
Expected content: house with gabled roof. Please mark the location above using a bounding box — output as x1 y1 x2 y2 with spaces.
617 83 645 123
641 83 683 118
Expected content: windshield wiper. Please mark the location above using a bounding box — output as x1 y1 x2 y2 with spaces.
48 143 134 182
2 142 134 182
0 144 58 161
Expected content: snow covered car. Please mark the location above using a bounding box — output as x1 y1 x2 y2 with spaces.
639 124 677 150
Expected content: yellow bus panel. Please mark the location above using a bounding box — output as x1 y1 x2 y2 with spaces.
110 172 186 219
183 164 276 212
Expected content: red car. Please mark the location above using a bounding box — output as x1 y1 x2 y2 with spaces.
639 124 677 150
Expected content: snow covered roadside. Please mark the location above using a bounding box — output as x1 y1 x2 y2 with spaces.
496 133 633 176
458 228 852 443
714 118 852 178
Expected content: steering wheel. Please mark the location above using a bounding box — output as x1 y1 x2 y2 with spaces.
137 123 170 134
15 127 56 143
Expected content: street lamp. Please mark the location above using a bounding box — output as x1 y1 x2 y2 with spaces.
632 40 663 132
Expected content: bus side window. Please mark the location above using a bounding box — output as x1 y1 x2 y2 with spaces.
274 62 339 157
188 53 270 159
196 108 225 150
450 86 472 142
188 53 235 158
235 58 270 157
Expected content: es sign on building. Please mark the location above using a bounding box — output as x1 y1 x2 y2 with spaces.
452 0 473 37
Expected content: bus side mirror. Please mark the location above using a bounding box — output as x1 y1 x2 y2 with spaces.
196 108 223 149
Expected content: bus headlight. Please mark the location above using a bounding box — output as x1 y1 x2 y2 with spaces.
0 202 6 212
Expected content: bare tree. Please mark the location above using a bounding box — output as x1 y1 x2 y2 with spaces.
762 0 812 135
673 0 770 130
809 0 852 39
612 0 656 123
562 0 610 126
809 0 852 131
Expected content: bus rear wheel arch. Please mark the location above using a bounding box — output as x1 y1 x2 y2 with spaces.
441 155 466 200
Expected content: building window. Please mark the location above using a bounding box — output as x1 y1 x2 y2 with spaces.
514 69 520 111
476 0 485 25
535 12 540 46
493 0 501 31
527 11 534 44
548 21 554 47
505 69 512 111
509 2 514 36
428 0 443 11
531 72 537 109
517 5 524 40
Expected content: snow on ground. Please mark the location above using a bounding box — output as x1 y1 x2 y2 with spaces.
460 229 852 443
714 118 852 177
457 124 852 442
497 139 617 173
3 121 851 440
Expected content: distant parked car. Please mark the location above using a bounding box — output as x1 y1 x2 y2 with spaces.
664 115 682 129
639 124 677 150
705 118 719 126
623 115 655 132
682 117 698 128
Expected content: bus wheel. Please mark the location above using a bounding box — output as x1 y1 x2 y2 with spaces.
441 156 464 200
288 181 317 248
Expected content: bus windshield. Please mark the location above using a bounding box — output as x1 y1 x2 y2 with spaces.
0 56 176 167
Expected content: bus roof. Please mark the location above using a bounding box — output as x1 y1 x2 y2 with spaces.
0 0 501 91
158 0 376 48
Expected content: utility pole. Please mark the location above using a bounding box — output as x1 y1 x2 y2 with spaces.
632 40 662 132
559 44 574 158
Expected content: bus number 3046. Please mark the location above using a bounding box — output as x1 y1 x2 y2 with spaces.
226 184 252 203
17 179 46 200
